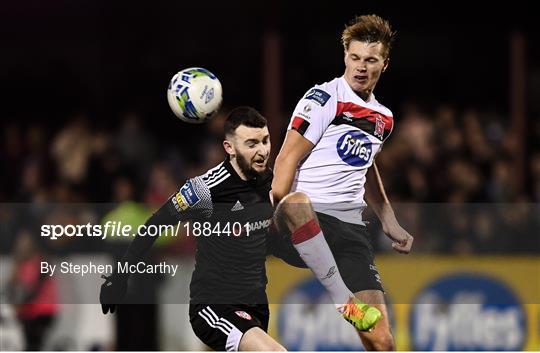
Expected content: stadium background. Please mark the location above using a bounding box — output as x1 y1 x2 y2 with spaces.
1 0 539 351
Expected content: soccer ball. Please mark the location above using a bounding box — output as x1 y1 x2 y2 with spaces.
167 67 223 124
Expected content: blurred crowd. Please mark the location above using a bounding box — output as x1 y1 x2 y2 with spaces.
372 103 540 254
1 103 539 257
379 104 540 203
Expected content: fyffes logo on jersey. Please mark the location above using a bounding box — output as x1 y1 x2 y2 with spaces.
410 273 526 351
336 130 373 167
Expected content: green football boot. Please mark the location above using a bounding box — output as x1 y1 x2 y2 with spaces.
341 297 382 332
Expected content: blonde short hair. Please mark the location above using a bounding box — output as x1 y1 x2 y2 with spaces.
342 14 396 59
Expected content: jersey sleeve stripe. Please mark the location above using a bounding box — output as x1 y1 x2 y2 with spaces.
291 116 310 135
207 172 231 188
202 165 226 181
203 167 227 184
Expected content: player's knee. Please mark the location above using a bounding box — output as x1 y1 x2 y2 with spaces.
281 191 311 205
276 192 314 227
279 192 312 217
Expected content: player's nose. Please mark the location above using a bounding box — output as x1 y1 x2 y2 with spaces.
256 150 268 160
258 145 270 156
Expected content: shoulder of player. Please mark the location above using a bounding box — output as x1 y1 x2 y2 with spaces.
300 78 339 107
312 77 339 93
369 98 394 118
196 163 232 190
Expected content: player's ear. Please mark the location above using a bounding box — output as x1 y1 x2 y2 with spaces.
223 139 235 157
382 58 390 73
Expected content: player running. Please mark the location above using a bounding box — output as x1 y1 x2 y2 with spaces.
100 107 289 351
272 15 414 350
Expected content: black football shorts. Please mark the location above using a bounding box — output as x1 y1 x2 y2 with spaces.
189 303 269 351
316 212 384 293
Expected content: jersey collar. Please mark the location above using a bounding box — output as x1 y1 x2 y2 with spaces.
224 157 253 184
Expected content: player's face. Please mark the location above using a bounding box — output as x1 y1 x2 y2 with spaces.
230 125 271 179
344 40 388 100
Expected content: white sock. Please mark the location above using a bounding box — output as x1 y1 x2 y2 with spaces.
291 219 354 310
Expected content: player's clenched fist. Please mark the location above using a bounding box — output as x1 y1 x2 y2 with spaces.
383 222 414 254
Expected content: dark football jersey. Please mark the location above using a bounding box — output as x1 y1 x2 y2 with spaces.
169 158 274 304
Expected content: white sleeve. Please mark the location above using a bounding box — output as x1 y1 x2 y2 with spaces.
287 86 337 145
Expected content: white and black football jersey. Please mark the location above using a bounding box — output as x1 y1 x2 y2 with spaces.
288 76 394 224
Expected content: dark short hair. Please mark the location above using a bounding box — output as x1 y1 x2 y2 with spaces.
224 106 267 137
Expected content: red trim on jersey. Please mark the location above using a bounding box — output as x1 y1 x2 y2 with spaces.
336 101 393 131
291 219 321 244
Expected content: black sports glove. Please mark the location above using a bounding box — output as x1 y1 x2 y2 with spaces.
99 273 129 314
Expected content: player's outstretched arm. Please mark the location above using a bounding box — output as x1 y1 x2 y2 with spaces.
272 130 314 205
120 201 180 264
99 201 181 314
100 177 212 314
365 162 413 254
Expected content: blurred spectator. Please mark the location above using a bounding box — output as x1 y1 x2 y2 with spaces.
398 103 434 165
115 112 157 181
9 230 58 350
102 175 151 243
1 124 24 201
0 304 24 351
50 115 93 185
405 166 429 201
144 162 178 208
488 159 517 202
18 160 44 202
447 158 483 201
471 211 499 253
85 130 122 201
463 110 495 168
